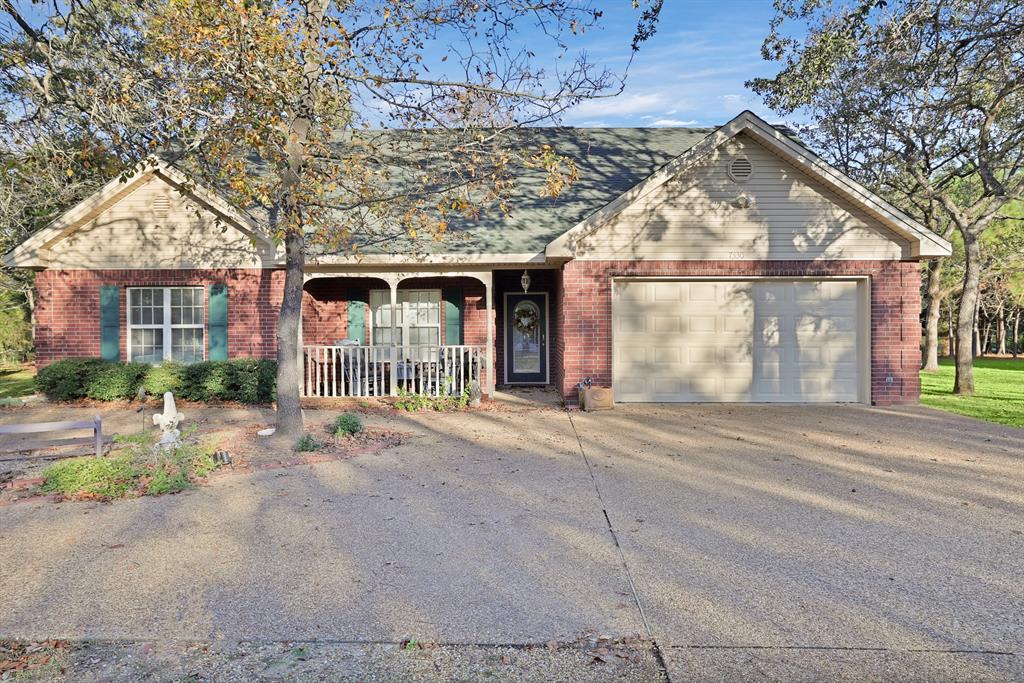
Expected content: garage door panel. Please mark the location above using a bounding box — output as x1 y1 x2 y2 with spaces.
652 283 683 301
613 279 862 403
653 315 682 333
653 347 681 364
687 315 716 333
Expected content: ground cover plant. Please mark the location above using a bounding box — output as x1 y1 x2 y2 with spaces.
39 427 221 500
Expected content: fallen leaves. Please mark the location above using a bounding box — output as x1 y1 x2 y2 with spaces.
0 640 69 676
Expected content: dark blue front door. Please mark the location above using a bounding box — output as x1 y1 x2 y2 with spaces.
505 293 547 384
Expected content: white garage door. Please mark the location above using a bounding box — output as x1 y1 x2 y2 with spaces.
612 279 863 403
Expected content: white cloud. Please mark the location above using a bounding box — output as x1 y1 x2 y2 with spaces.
650 118 699 127
568 92 670 119
720 94 748 107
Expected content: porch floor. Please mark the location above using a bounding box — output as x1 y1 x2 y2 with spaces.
492 386 563 408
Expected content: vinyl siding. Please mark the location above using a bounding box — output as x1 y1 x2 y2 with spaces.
44 176 276 269
571 133 911 261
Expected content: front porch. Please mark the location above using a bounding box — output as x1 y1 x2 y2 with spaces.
299 267 560 400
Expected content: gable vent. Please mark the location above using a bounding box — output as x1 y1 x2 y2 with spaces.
727 156 753 183
152 193 171 219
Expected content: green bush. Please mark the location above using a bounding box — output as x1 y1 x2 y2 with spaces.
294 433 321 452
394 385 471 412
35 357 276 403
86 362 148 401
35 358 106 401
331 412 363 436
180 361 231 402
143 361 185 396
230 358 276 404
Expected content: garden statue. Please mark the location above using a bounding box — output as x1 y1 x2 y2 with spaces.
153 391 183 449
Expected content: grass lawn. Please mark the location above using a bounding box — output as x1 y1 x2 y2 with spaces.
920 357 1024 428
0 364 35 399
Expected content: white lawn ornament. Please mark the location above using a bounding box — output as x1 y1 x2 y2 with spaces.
153 391 184 449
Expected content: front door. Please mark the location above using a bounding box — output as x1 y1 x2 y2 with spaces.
505 293 548 384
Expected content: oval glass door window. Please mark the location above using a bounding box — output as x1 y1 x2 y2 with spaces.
512 300 541 373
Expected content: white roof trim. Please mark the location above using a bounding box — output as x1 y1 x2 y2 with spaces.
546 110 952 259
309 252 551 266
3 158 277 268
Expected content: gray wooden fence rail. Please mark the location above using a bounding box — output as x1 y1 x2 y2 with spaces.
0 416 103 456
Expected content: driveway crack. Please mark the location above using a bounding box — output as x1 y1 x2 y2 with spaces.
566 413 655 641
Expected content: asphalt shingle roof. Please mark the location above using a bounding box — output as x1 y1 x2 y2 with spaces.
351 127 716 255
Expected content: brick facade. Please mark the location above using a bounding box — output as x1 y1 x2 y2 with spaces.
34 261 923 407
34 269 284 366
556 259 922 406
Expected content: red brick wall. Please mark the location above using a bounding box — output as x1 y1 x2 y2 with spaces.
302 278 349 346
558 260 922 406
34 269 284 366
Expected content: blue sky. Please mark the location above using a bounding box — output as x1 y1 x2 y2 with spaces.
559 2 783 128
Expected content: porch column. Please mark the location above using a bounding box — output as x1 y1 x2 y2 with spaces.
297 308 304 397
389 279 398 396
484 274 494 397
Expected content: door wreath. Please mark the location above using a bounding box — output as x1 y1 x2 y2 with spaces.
513 303 539 337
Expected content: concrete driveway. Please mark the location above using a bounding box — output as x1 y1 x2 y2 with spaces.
0 403 1021 681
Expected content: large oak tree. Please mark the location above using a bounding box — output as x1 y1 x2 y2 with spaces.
1 0 662 436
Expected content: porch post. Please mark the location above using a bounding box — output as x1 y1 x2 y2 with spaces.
389 278 399 397
297 304 304 397
484 273 494 397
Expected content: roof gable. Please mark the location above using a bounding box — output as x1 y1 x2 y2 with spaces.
547 111 951 259
4 160 278 269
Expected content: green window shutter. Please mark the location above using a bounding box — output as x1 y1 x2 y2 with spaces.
347 292 367 344
99 285 120 361
208 284 228 360
443 287 463 346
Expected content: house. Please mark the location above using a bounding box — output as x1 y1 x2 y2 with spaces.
4 111 951 406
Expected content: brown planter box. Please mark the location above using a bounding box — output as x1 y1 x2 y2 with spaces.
579 387 614 412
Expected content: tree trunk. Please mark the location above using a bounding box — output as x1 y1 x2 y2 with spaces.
973 298 982 357
922 258 945 371
272 0 326 440
275 229 306 439
947 301 956 358
1014 311 1020 357
996 301 1006 355
954 231 981 394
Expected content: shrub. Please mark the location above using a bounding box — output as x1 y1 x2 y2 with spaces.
179 359 276 403
294 433 321 452
178 361 227 401
35 358 106 401
85 362 148 401
230 358 276 404
331 412 363 436
394 386 471 412
143 361 185 396
35 357 277 403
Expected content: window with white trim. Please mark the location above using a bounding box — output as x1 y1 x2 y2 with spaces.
369 289 441 347
128 287 205 363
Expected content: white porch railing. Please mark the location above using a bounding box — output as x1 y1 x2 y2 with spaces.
302 345 484 399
